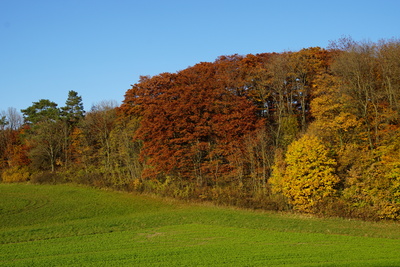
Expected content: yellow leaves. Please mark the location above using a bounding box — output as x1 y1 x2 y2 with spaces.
270 134 339 213
1 166 30 183
379 204 400 220
339 142 400 219
270 148 286 194
333 112 360 131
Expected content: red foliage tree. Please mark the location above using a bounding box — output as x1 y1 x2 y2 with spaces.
2 126 31 168
121 62 263 186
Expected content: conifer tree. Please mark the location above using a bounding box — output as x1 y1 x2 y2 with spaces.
61 90 85 125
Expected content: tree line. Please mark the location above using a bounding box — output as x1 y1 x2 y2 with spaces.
1 37 400 220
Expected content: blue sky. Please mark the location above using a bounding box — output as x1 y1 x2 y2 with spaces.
1 0 399 113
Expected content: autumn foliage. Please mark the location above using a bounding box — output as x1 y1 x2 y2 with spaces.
2 38 400 220
271 135 339 213
121 62 262 187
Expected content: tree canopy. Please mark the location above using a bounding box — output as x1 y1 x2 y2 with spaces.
2 38 400 220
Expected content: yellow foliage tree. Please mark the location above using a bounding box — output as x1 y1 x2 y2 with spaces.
270 135 340 213
343 143 400 220
310 73 362 146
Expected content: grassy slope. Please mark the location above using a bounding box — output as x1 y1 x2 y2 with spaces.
1 184 400 266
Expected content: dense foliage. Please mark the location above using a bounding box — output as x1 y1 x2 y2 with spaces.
1 37 400 220
271 134 340 213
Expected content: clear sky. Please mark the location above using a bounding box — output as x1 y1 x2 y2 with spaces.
1 0 399 113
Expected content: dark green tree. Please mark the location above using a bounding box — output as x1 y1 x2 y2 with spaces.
21 99 60 125
61 90 85 125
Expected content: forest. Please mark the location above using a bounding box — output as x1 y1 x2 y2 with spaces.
1 37 400 220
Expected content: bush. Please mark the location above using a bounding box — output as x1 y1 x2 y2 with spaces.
1 166 31 183
30 171 63 184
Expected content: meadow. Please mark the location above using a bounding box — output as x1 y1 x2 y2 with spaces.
1 183 400 266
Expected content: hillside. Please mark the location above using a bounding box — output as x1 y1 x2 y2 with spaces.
1 184 400 266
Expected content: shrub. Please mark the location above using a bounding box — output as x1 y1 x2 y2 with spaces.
30 171 62 184
1 166 31 183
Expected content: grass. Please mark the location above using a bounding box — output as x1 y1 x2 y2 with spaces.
1 183 400 266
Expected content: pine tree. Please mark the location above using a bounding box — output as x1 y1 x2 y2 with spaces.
61 90 85 125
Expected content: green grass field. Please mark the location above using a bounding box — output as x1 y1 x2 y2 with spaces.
1 184 400 266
